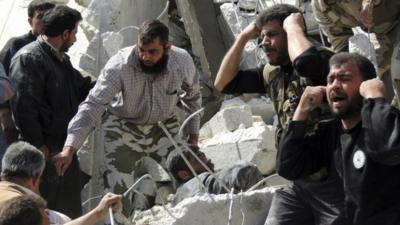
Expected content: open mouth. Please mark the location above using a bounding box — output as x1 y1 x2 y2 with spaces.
332 96 346 102
330 92 347 106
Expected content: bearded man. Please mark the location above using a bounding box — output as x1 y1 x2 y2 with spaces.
54 19 201 215
9 5 93 219
279 52 400 225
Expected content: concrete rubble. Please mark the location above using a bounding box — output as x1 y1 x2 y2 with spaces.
132 187 278 225
200 97 277 175
0 0 298 224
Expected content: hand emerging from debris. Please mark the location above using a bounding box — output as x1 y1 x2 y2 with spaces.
53 146 75 176
293 86 326 121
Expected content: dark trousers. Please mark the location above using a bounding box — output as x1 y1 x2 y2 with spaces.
40 154 82 219
265 180 348 225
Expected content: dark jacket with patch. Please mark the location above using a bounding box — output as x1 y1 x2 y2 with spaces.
279 98 400 225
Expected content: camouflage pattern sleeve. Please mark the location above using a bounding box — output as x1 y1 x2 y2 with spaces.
311 0 355 52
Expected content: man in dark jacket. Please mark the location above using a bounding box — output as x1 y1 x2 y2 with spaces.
279 52 400 225
0 0 55 147
9 5 93 219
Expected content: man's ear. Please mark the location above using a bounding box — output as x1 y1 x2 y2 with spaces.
28 18 33 27
177 170 191 181
32 175 41 187
61 30 70 41
165 41 172 50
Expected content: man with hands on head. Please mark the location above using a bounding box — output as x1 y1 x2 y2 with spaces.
278 52 400 225
215 4 346 225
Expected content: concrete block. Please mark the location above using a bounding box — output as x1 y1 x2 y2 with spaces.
201 125 276 175
208 104 253 135
132 187 278 225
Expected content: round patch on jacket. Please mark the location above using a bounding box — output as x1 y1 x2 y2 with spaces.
353 150 366 169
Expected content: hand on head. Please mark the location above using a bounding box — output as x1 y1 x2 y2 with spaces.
359 78 386 99
240 21 261 40
283 12 305 33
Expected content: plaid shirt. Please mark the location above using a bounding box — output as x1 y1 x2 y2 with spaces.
64 45 201 149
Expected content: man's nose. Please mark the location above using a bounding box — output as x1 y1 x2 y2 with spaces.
331 78 342 89
261 36 271 47
141 52 150 61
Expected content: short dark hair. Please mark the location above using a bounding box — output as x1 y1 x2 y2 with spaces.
0 195 47 225
166 145 200 182
27 0 55 18
42 5 82 37
138 19 169 45
1 141 45 180
255 4 304 30
329 52 377 80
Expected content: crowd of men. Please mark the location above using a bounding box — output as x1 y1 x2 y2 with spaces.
0 0 399 225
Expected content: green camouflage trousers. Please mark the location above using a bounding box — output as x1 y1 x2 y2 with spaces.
101 113 179 216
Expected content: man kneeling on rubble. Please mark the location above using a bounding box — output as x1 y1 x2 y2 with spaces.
166 145 263 205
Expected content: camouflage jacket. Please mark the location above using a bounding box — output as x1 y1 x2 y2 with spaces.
312 0 400 72
223 47 333 145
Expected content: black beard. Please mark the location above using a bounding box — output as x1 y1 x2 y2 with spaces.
60 41 71 53
138 50 169 74
331 97 363 120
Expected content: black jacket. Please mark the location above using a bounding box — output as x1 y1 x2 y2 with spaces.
0 31 36 75
10 36 93 152
279 98 400 225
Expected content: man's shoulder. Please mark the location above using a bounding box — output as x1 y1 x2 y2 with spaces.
13 40 42 57
0 181 26 205
104 46 134 70
169 46 192 62
2 32 35 51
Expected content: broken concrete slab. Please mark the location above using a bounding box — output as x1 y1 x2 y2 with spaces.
201 124 276 175
132 187 278 225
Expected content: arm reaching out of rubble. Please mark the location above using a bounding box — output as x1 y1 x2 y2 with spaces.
214 22 260 91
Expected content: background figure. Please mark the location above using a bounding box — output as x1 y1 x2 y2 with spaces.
54 19 201 216
10 5 93 218
0 0 55 146
0 141 122 225
166 146 263 205
0 64 13 161
311 0 400 103
214 4 346 225
0 195 50 225
0 141 70 224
